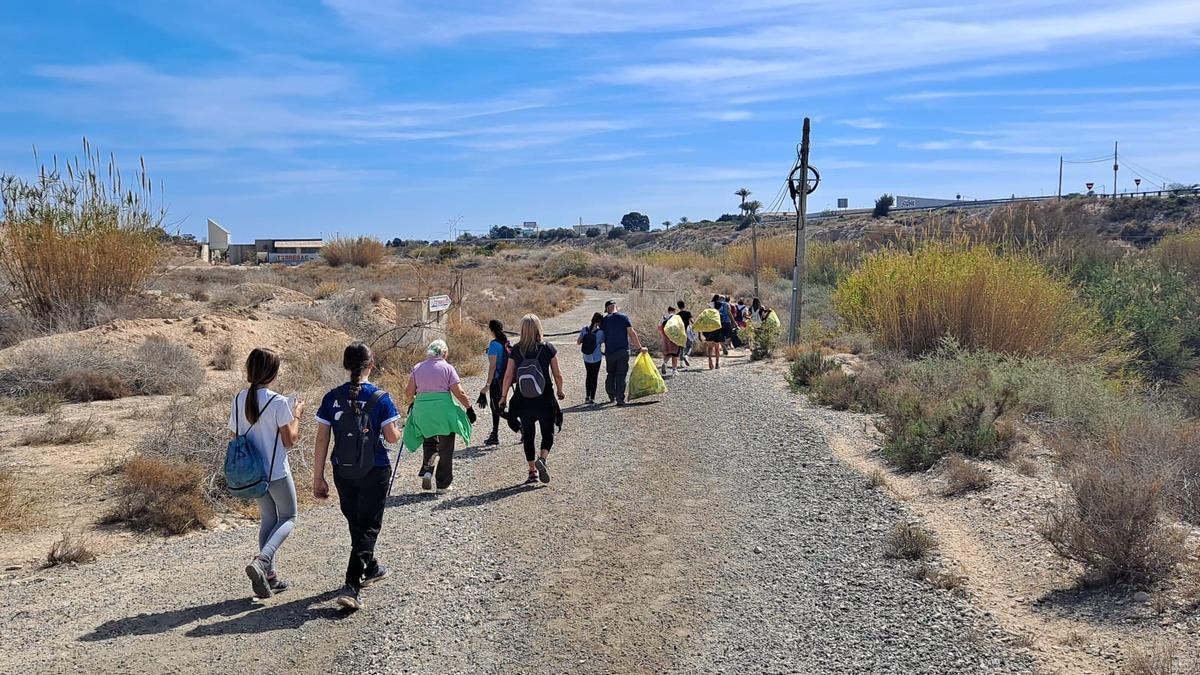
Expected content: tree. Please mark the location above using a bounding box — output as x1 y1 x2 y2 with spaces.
873 194 895 218
679 216 690 225
607 226 627 239
585 227 601 238
489 225 518 239
456 232 478 242
715 213 740 223
620 211 651 232
537 227 577 240
661 220 671 230
738 200 762 231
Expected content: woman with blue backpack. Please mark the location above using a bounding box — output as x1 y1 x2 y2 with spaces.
500 314 565 485
227 347 305 600
575 311 604 405
312 342 402 611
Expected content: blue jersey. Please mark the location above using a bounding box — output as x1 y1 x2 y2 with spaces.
316 382 400 467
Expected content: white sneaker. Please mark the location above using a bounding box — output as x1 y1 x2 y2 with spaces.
420 470 433 491
436 485 453 495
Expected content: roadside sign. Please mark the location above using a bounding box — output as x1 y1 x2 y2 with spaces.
428 294 452 312
1135 178 1142 188
1086 182 1094 190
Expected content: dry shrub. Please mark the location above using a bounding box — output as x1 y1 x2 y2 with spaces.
447 318 489 377
277 342 349 397
106 456 213 534
56 370 127 402
46 532 97 566
6 389 63 415
1180 373 1200 418
867 468 889 489
19 413 114 446
1122 644 1181 675
313 280 341 299
1152 228 1200 286
940 455 992 497
0 305 38 349
810 368 884 412
910 562 966 592
136 395 231 501
211 340 236 371
1041 428 1186 583
128 335 205 395
835 243 1099 358
0 143 162 322
0 469 33 532
321 236 386 267
786 350 835 390
884 522 936 560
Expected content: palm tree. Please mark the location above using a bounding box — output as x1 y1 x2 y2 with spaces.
679 216 690 225
662 219 672 231
743 199 763 298
735 187 752 212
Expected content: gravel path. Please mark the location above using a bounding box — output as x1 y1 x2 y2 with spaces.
0 291 1031 673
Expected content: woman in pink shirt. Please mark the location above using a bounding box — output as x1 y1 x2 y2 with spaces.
403 339 475 493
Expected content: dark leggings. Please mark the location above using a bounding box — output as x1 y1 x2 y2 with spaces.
584 360 601 400
488 379 503 435
420 435 456 489
333 466 390 589
517 411 554 462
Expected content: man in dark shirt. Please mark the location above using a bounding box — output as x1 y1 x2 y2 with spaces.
600 299 645 406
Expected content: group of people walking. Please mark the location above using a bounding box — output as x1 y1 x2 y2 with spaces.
226 294 764 612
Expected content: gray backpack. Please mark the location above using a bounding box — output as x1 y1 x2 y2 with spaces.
516 346 546 398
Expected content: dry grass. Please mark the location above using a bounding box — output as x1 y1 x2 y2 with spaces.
0 336 205 400
0 144 162 323
1122 644 1181 675
867 468 889 490
884 522 936 560
105 456 213 535
909 561 967 592
46 532 97 566
1152 228 1200 286
0 469 34 532
56 370 128 402
835 243 1100 358
312 280 341 299
321 236 386 267
211 340 236 371
940 455 993 497
19 413 114 446
1041 427 1186 583
5 389 63 415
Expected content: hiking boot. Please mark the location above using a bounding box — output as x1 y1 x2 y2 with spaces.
245 556 272 599
484 434 499 446
336 585 362 611
268 576 290 593
420 469 433 491
363 564 391 587
525 471 539 485
535 457 551 484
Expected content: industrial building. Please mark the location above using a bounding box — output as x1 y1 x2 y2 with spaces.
572 223 615 236
206 219 323 265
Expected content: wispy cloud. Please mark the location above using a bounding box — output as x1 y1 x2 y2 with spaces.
826 136 881 147
838 118 887 130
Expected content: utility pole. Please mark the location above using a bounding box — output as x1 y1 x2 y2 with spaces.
1113 141 1119 199
1057 156 1063 199
788 118 811 345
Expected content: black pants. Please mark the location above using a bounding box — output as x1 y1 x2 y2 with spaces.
605 348 630 403
518 411 554 462
488 379 503 436
584 360 601 400
420 435 455 489
333 465 390 590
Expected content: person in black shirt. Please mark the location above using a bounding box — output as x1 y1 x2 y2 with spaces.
499 314 565 484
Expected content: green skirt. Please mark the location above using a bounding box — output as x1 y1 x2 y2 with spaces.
402 391 473 451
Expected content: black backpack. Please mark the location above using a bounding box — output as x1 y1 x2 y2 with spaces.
330 388 386 480
516 346 547 398
580 327 598 354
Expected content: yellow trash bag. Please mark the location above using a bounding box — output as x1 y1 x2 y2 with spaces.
694 307 722 333
764 310 781 329
664 313 687 347
627 351 667 400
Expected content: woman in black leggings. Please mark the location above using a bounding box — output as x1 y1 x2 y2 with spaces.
500 314 565 485
480 319 509 446
576 312 604 405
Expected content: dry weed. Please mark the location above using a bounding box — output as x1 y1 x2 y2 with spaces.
940 455 993 497
0 469 34 532
105 456 213 535
56 370 127 402
46 532 97 566
321 236 386 267
19 413 114 446
884 522 936 560
211 341 236 371
867 468 889 489
1122 644 1179 675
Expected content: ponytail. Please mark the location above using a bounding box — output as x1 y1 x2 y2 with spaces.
244 347 281 424
487 319 507 346
343 342 373 399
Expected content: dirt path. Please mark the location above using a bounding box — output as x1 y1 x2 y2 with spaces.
0 292 1030 673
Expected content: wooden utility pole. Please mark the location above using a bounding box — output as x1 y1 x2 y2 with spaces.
1113 141 1119 198
1057 156 1063 199
788 118 811 345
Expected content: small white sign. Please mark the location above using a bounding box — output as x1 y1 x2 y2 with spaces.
428 294 452 312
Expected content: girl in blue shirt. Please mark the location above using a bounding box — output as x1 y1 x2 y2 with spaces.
576 312 605 405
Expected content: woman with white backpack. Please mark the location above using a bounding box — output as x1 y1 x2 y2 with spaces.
500 314 565 485
227 347 305 599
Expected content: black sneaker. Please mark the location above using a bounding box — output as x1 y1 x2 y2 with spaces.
484 434 499 446
268 576 290 593
524 472 539 485
615 400 626 407
535 457 551 484
245 557 271 599
336 585 362 611
363 564 391 587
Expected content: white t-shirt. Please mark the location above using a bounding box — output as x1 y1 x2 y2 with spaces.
228 387 295 482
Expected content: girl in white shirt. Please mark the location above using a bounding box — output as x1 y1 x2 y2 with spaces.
228 347 305 599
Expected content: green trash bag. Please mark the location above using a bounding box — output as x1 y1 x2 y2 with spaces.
627 351 667 400
664 313 687 347
694 307 722 333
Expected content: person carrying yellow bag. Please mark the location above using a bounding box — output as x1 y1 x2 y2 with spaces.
627 351 667 400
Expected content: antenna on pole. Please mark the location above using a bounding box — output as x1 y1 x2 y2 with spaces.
1113 141 1119 198
787 118 818 345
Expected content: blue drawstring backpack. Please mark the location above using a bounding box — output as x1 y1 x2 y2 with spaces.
225 392 280 499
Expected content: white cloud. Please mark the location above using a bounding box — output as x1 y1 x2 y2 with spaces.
838 118 887 130
701 110 753 122
826 137 881 147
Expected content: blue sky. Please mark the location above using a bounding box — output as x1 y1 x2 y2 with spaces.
2 1 1199 241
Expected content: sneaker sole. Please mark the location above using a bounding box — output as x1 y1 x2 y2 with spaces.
336 596 362 611
535 459 551 484
362 570 392 587
245 564 271 599
421 473 433 491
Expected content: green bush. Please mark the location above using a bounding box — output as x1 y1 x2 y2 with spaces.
879 390 1015 471
749 322 779 361
786 351 834 390
810 369 883 412
1086 259 1199 380
544 250 589 280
